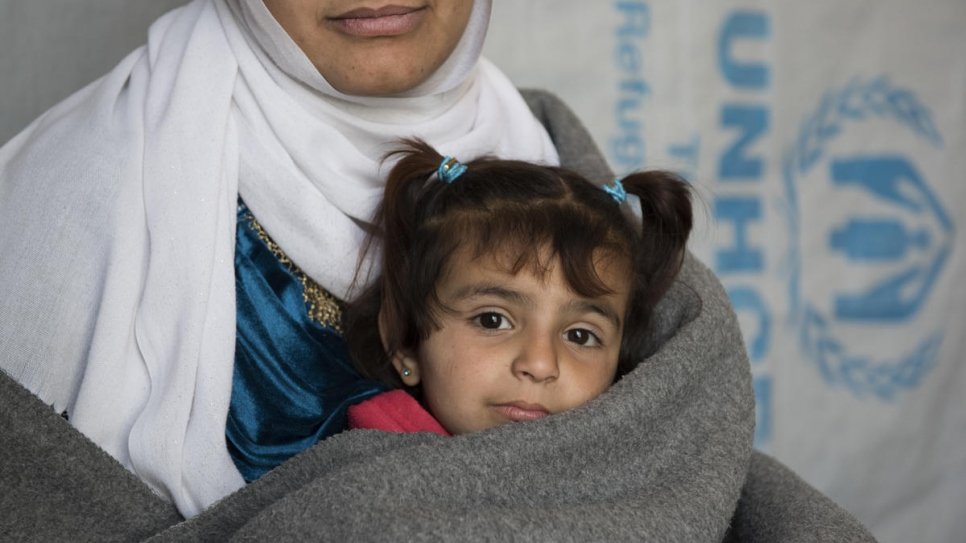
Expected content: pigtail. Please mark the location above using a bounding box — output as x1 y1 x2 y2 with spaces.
344 139 445 387
617 170 694 373
621 170 693 287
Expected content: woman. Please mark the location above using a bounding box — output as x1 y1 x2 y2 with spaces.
0 0 555 517
0 1 876 541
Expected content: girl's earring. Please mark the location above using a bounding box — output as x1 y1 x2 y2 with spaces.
402 368 412 377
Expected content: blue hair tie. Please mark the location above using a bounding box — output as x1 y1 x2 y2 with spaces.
602 178 627 204
437 155 467 184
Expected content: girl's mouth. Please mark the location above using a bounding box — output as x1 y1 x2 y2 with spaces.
494 402 550 423
328 5 427 37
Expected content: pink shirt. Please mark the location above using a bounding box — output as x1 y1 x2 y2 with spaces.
347 389 450 437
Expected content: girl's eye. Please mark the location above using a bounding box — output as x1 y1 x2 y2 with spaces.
566 328 602 347
475 312 510 330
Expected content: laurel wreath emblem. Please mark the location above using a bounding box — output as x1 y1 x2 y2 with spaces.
781 76 945 401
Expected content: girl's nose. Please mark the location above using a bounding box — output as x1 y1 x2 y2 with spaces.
512 333 560 383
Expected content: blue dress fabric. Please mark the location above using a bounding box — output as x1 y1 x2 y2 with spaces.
227 202 385 482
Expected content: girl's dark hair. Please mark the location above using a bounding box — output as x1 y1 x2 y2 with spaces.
344 139 692 388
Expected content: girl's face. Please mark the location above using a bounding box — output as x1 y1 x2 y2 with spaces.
262 0 475 96
392 248 630 435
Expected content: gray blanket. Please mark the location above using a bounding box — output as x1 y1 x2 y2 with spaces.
0 90 875 542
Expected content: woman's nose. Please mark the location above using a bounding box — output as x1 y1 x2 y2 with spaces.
512 333 560 383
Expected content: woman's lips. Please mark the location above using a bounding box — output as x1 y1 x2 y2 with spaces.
494 402 550 423
328 5 426 37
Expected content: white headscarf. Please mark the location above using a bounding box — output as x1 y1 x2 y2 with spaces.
0 0 557 517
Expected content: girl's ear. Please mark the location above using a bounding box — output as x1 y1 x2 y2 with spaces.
390 350 421 386
377 304 421 386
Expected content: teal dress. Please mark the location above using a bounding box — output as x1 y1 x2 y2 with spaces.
227 203 385 482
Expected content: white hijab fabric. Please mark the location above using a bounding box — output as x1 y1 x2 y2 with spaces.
0 0 557 517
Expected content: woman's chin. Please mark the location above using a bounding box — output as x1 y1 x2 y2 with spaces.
320 57 434 96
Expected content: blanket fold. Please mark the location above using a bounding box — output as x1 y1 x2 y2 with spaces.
0 368 181 542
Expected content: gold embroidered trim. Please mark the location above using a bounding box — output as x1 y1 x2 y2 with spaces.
244 211 344 333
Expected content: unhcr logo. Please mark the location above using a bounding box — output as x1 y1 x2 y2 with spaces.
781 76 953 400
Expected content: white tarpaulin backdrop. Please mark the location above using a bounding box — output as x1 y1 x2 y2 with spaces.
483 2 965 542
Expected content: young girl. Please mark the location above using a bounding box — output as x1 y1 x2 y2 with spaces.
344 139 693 436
